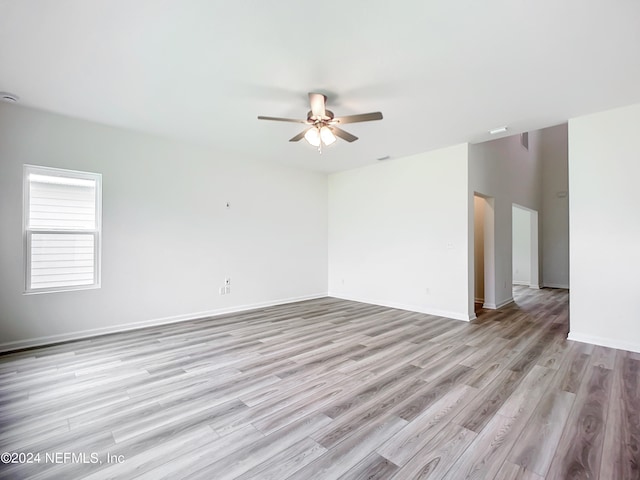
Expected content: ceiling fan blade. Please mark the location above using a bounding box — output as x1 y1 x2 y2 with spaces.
289 130 308 142
331 126 358 143
257 116 308 123
333 112 383 124
309 92 327 118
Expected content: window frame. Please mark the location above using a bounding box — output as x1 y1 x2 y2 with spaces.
23 165 102 294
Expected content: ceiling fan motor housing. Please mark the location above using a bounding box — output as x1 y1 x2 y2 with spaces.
307 110 334 123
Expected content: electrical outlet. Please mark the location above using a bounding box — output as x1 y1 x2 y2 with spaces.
225 278 231 286
225 286 231 294
219 287 225 295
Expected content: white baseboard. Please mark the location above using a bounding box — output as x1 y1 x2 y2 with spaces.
543 283 570 289
567 332 640 354
512 281 541 289
483 297 514 310
328 292 473 322
0 293 328 353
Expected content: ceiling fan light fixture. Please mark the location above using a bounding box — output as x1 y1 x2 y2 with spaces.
320 126 336 146
304 127 321 147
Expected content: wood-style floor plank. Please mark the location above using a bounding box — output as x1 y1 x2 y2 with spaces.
387 423 476 480
286 415 407 480
0 286 636 479
493 461 545 480
377 383 478 466
600 351 640 480
440 365 554 480
507 389 575 476
338 452 399 480
546 365 612 479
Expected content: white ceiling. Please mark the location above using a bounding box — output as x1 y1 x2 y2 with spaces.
1 0 639 172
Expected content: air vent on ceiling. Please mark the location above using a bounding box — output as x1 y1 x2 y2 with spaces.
489 126 508 135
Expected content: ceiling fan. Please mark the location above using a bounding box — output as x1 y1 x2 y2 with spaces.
258 92 383 152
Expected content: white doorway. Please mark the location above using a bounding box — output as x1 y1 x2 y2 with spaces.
512 204 539 289
474 194 496 312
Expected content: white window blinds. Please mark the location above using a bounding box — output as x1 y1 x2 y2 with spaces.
24 166 101 293
28 174 97 229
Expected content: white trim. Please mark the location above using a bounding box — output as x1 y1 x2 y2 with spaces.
0 293 327 353
568 332 640 354
328 292 473 322
483 297 514 310
474 297 484 303
543 283 569 289
512 282 542 289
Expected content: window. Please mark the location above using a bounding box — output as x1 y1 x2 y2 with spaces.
24 165 102 293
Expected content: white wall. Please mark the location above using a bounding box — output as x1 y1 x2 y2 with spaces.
512 205 531 285
328 144 472 320
568 103 640 353
0 103 328 350
468 131 543 310
540 123 569 288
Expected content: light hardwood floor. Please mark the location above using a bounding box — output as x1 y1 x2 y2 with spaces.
1 287 638 479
